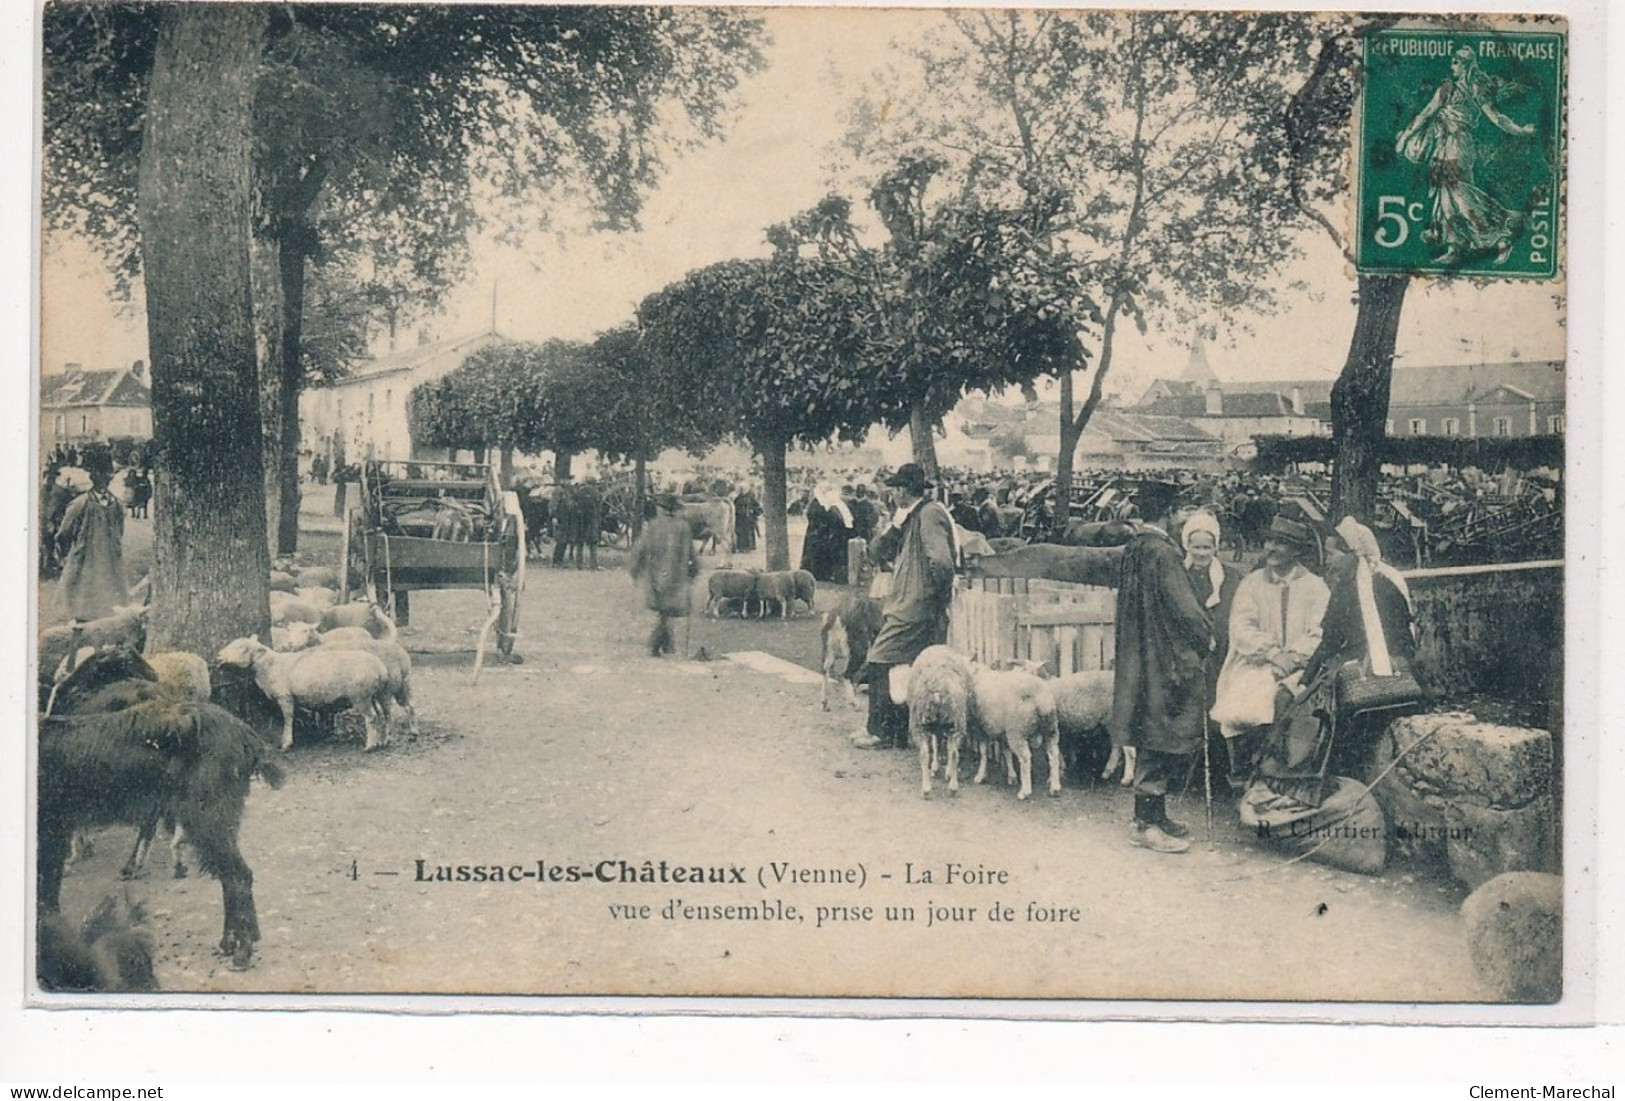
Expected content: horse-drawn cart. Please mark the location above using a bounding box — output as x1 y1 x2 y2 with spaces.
340 459 526 676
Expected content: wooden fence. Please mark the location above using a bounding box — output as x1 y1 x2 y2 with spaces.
948 577 1116 675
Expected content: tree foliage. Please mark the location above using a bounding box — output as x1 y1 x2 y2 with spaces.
848 10 1330 532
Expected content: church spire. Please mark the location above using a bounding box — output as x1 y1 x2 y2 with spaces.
1180 334 1217 384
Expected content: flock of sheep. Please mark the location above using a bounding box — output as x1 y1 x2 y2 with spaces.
35 558 418 989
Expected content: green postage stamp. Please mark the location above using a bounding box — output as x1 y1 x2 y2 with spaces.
1357 25 1563 279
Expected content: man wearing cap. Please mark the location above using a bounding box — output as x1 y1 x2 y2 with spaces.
54 450 127 622
851 462 957 750
1211 514 1330 786
1109 481 1215 853
629 492 699 657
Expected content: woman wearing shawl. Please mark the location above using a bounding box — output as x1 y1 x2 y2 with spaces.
1303 517 1420 775
800 483 854 584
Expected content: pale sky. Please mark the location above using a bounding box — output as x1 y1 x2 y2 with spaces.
40 6 1567 400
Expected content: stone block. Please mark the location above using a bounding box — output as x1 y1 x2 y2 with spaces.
1445 797 1556 890
1389 712 1552 809
1461 872 1562 1003
1371 712 1556 886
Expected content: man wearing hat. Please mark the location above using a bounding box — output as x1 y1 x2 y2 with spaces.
1108 480 1215 853
53 449 127 622
1210 513 1330 786
628 492 699 657
851 462 958 750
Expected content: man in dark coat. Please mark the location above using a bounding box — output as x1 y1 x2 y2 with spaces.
629 493 699 657
1109 482 1214 853
852 463 957 750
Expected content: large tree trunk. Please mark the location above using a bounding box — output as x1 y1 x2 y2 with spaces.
138 5 269 655
1330 273 1410 521
758 435 790 572
908 400 940 482
252 236 284 558
274 228 313 554
498 446 515 489
632 454 648 541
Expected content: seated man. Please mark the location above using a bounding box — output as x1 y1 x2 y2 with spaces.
1210 515 1329 792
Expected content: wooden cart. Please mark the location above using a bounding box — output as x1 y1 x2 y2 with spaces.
339 459 526 678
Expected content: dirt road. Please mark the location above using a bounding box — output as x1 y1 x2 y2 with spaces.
48 496 1489 1003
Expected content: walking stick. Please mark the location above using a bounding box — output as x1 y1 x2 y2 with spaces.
1202 683 1217 845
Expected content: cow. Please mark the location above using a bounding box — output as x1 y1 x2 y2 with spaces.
680 498 735 561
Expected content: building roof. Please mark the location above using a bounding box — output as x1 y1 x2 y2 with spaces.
41 367 150 409
1134 389 1312 419
1389 361 1564 406
331 330 512 388
1089 411 1219 444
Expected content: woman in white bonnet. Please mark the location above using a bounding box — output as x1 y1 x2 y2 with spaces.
1180 508 1243 784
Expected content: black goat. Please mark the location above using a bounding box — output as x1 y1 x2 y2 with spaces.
38 892 157 992
39 647 284 970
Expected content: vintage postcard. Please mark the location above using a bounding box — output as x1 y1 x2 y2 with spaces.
17 0 1598 1038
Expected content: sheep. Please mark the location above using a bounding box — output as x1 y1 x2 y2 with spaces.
790 569 816 616
318 600 393 636
752 570 798 619
268 591 323 627
315 626 373 646
38 892 158 992
267 569 299 593
294 564 340 589
271 621 321 652
217 636 393 752
906 646 976 799
39 647 284 970
706 569 758 618
969 663 1063 800
317 630 417 737
1049 670 1133 786
39 606 149 701
294 585 338 609
820 589 883 711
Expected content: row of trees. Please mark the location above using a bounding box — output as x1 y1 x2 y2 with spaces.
411 10 1421 570
45 6 1481 651
44 3 767 654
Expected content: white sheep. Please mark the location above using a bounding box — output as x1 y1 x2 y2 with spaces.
39 606 149 691
216 636 393 752
969 663 1063 801
268 591 323 626
271 621 321 652
294 565 340 589
317 630 417 737
906 646 976 799
294 585 338 609
1050 670 1133 785
318 600 393 636
145 650 212 703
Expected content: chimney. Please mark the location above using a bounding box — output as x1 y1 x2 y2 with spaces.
130 359 145 381
63 361 83 378
1204 379 1222 416
1290 385 1304 416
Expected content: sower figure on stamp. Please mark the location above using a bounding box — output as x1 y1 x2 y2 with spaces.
1109 481 1214 855
851 463 957 751
629 493 698 658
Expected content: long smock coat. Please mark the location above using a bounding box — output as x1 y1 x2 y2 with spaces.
866 499 957 667
1108 527 1215 755
629 512 699 616
54 488 127 622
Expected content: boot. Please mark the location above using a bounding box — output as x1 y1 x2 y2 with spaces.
1130 795 1190 853
1155 795 1192 839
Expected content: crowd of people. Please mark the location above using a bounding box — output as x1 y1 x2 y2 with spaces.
748 462 1425 858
